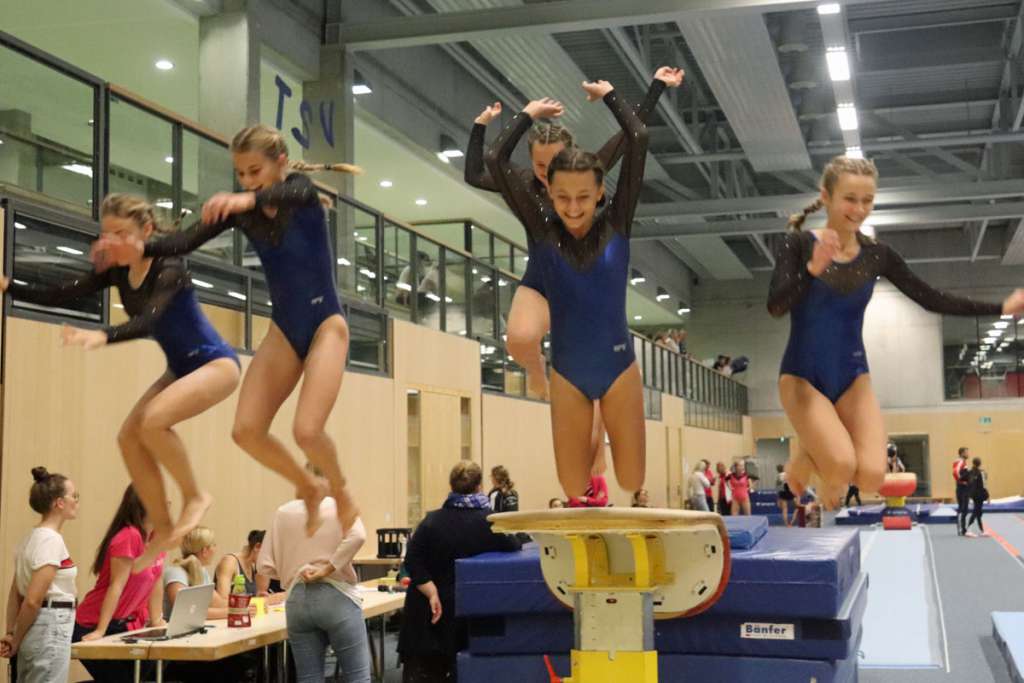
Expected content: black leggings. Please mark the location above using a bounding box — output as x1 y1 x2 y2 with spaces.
845 485 862 508
957 490 971 534
73 620 155 683
968 497 985 533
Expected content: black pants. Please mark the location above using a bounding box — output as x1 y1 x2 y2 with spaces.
402 654 454 682
845 485 862 508
705 495 715 512
956 489 971 534
716 498 731 516
968 497 985 533
73 620 155 683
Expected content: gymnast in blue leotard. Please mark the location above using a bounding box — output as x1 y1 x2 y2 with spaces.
5 193 241 568
768 155 1024 508
485 75 676 500
93 126 363 537
465 70 674 399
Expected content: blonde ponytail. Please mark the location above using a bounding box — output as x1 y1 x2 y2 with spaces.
787 198 824 231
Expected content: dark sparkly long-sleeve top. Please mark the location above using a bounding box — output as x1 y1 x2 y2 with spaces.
767 230 1003 318
465 80 665 239
8 257 191 343
483 88 649 270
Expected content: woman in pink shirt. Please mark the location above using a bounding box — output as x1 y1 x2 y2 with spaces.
729 461 753 516
72 486 165 682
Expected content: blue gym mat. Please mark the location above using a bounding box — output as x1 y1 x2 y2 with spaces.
467 572 867 660
456 527 861 619
457 632 861 683
993 612 1024 683
859 527 946 670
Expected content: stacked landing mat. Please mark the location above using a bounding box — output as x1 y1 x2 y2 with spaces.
456 516 865 683
835 503 957 526
993 612 1024 683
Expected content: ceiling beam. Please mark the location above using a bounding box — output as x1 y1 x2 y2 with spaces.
327 0 879 51
634 201 1024 240
658 129 1024 165
637 178 1024 219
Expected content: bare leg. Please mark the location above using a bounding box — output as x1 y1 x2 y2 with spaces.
506 286 550 400
598 362 646 492
137 358 240 559
293 315 359 532
778 374 857 510
117 373 175 572
834 375 888 495
549 370 598 498
232 322 324 534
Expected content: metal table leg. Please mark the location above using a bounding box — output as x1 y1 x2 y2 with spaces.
379 615 386 678
156 660 163 683
263 644 270 683
133 660 141 683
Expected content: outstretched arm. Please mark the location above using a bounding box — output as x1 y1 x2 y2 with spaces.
596 67 682 171
594 82 650 237
465 102 503 192
882 244 1007 316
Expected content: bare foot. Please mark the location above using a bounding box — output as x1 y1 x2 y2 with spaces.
172 491 213 540
334 485 360 534
300 478 328 537
784 450 815 498
133 525 176 574
526 370 549 401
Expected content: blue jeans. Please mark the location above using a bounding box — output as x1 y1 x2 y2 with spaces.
16 606 74 683
287 582 370 683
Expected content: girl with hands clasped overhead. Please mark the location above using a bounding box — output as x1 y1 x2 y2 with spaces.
769 155 1024 507
484 75 670 504
3 194 240 570
92 126 364 540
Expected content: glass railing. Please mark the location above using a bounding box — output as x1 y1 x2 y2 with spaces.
943 313 1024 400
0 28 748 422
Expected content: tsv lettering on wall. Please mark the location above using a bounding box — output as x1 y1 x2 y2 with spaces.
274 74 335 150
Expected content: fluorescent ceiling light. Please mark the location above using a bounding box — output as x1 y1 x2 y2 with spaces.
191 278 214 288
352 84 372 95
155 59 174 71
228 291 247 301
415 198 428 206
164 156 174 164
633 315 643 321
994 321 1010 329
826 47 851 81
14 222 26 230
336 257 351 266
817 3 840 15
845 146 863 159
61 163 93 178
379 180 393 188
836 104 859 131
56 246 84 255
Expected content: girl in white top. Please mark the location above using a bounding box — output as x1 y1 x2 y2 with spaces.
1 467 80 683
687 463 712 511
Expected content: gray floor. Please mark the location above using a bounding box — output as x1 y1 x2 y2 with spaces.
858 519 1024 683
373 516 1024 683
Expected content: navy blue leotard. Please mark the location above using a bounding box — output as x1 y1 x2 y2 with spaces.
143 173 342 360
9 257 238 378
465 79 666 300
769 230 1002 403
485 89 649 401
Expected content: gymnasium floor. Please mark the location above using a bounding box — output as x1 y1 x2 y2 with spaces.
858 516 1024 683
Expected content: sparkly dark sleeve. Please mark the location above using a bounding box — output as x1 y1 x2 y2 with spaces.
255 172 319 209
143 220 232 258
767 232 814 317
603 89 650 237
7 269 110 307
464 123 500 192
595 79 665 172
104 259 188 344
484 111 549 243
882 243 1003 316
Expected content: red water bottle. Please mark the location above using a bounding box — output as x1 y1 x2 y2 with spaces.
228 574 252 628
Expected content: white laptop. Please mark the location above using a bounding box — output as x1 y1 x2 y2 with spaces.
128 583 214 641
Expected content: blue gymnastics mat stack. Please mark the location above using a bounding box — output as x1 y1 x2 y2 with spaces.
455 516 865 682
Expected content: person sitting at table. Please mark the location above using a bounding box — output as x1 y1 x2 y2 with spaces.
397 461 522 682
162 526 255 681
257 465 370 683
72 485 165 683
214 529 264 600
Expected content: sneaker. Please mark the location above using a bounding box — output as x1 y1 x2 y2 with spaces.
965 531 978 538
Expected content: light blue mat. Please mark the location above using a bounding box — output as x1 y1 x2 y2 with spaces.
858 526 947 670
